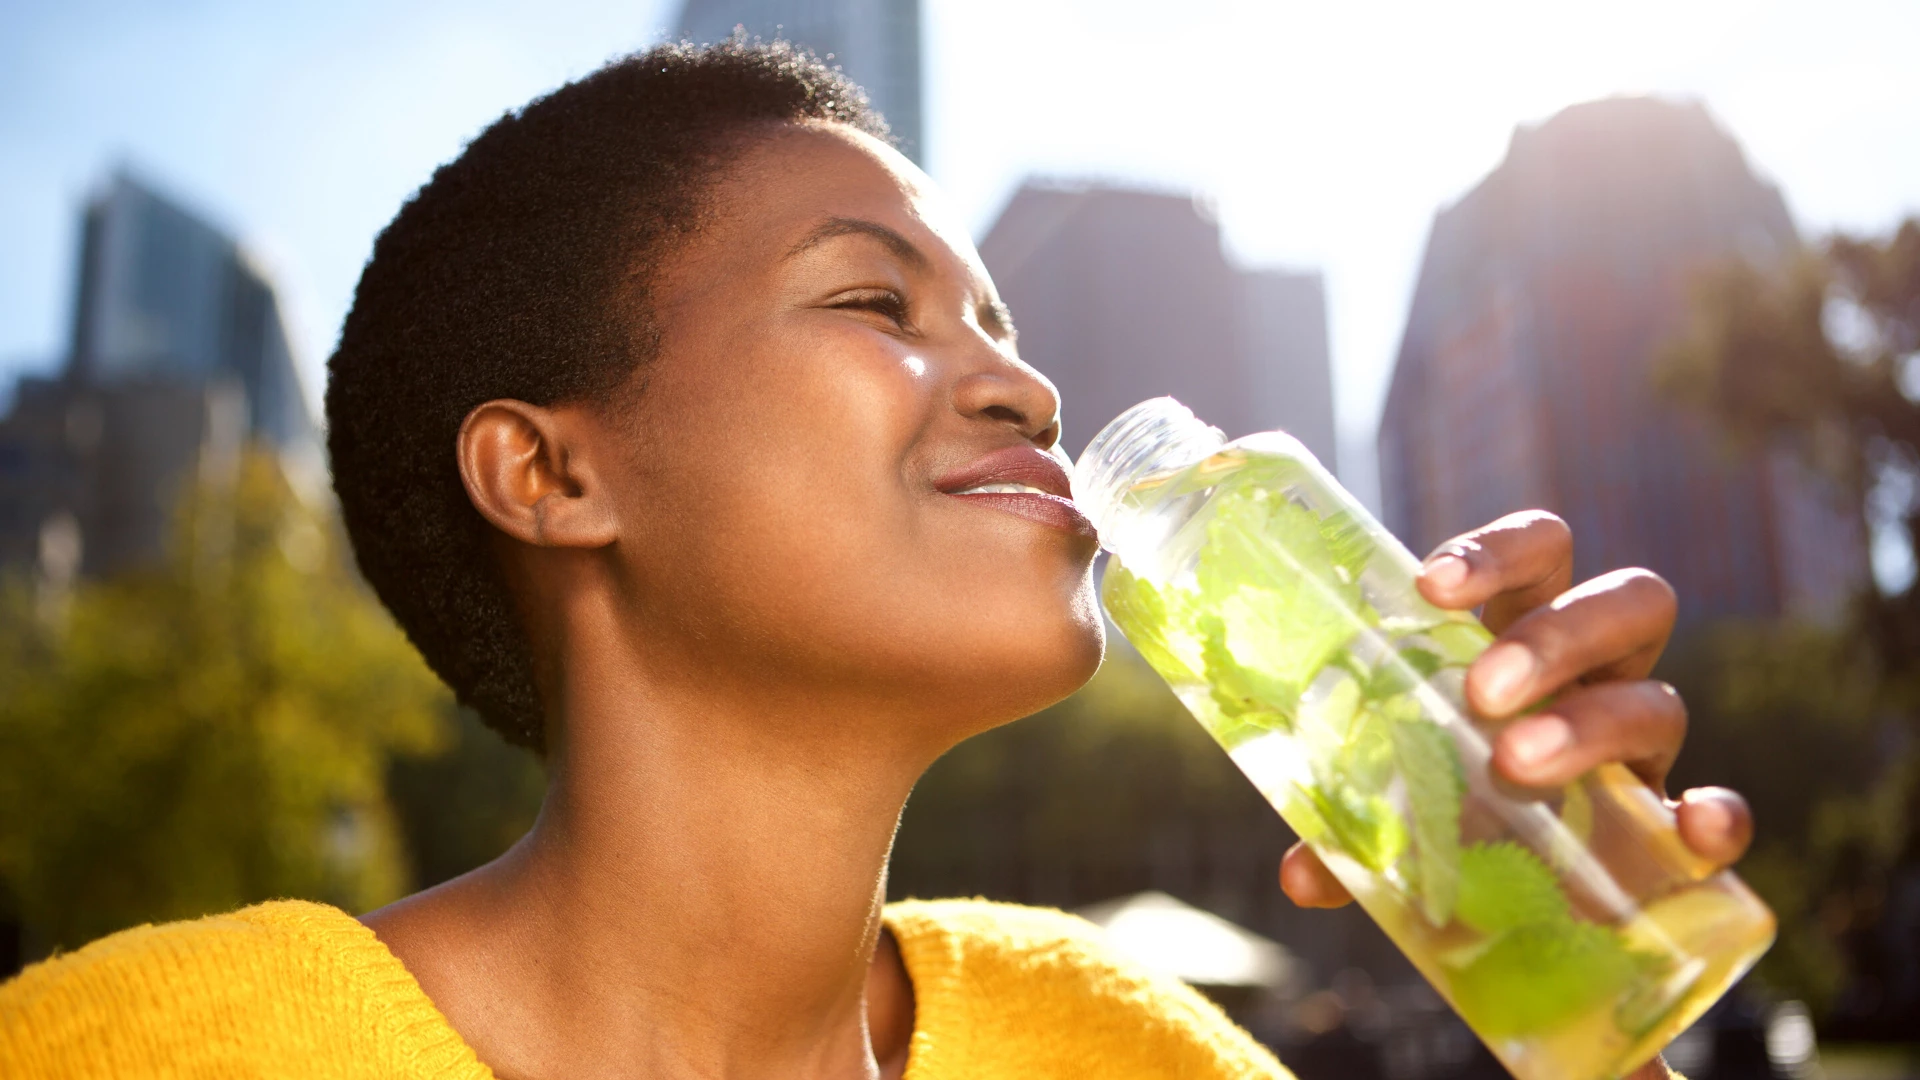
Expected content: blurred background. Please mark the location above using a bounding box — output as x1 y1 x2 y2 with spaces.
2 1 1918 1077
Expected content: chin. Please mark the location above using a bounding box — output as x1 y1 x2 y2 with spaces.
956 598 1107 731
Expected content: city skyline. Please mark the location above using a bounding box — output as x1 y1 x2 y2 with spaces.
674 0 923 163
1377 97 1868 625
5 0 1918 510
978 181 1334 467
0 172 314 578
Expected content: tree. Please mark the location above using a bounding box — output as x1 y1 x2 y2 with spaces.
0 449 450 956
1663 221 1920 673
1659 624 1895 1010
1659 220 1920 1029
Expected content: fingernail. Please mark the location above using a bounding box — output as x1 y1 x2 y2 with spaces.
1679 787 1732 824
1423 552 1469 590
1506 716 1572 768
1475 642 1538 712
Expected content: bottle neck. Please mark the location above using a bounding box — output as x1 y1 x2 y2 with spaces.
1071 397 1227 555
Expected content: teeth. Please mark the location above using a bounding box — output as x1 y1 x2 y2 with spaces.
957 483 1054 496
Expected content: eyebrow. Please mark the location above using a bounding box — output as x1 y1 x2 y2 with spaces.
785 216 931 271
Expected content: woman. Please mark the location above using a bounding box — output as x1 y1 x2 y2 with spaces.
0 41 1750 1080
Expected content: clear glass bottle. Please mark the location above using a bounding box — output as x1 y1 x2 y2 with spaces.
1073 398 1775 1080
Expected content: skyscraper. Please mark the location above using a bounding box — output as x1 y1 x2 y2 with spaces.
1377 98 1866 623
978 181 1336 469
675 0 923 163
0 171 315 578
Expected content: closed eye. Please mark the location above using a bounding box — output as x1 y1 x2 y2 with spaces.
830 288 911 328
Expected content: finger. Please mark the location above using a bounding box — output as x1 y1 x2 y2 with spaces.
1416 511 1574 632
1675 786 1754 868
1467 568 1679 718
1280 842 1353 908
1491 680 1687 791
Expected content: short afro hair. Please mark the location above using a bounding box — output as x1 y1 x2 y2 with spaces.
326 40 888 751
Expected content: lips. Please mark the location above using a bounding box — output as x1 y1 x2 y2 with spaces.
935 445 1098 540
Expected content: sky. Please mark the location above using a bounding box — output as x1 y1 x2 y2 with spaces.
4 0 1919 503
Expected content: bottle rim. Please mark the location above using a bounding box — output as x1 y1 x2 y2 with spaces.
1071 397 1227 552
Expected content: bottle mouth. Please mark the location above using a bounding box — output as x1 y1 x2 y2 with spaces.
1071 397 1227 554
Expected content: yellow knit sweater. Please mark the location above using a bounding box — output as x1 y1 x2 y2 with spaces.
0 898 1291 1079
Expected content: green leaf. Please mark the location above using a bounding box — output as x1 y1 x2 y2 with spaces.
1318 507 1375 585
1392 717 1466 926
1195 488 1360 609
1364 645 1445 700
1426 619 1495 667
1199 613 1301 719
1293 674 1362 756
1341 701 1397 793
1294 676 1396 797
1205 709 1291 750
1443 839 1668 1036
1182 483 1373 736
1281 782 1332 845
1454 841 1571 935
1194 586 1354 728
1307 784 1408 872
1102 561 1201 684
1444 921 1652 1038
1220 587 1353 697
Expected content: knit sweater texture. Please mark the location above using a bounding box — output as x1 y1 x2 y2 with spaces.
0 898 1292 1079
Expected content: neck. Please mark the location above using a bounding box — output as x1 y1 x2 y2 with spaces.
371 597 940 1080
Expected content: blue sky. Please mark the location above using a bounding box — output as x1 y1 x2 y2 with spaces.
5 0 1919 502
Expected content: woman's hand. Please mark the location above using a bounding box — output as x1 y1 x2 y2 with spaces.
1278 509 1754 903
1276 511 1749 1080
1274 507 1758 903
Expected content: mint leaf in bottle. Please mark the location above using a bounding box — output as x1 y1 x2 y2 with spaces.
1446 922 1651 1039
1080 399 1779 1077
1305 783 1408 873
1455 841 1571 935
1391 714 1467 926
1102 562 1202 684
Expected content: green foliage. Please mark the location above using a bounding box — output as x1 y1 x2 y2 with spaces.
1303 784 1407 873
1364 645 1443 700
1194 493 1361 717
1662 223 1920 476
1392 715 1465 926
1659 219 1920 1016
1659 624 1904 1010
1100 563 1200 685
1443 841 1652 1038
1425 621 1495 666
1197 610 1302 736
1453 841 1572 936
1107 465 1484 926
1095 456 1700 1039
1446 921 1651 1040
1661 252 1857 461
0 450 451 952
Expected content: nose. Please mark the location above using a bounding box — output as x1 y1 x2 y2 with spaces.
951 351 1063 451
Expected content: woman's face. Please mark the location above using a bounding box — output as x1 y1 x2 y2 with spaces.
593 122 1104 739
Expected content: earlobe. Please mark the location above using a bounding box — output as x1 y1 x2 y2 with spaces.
457 400 619 549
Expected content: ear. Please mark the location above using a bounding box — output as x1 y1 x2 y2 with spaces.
456 399 618 549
